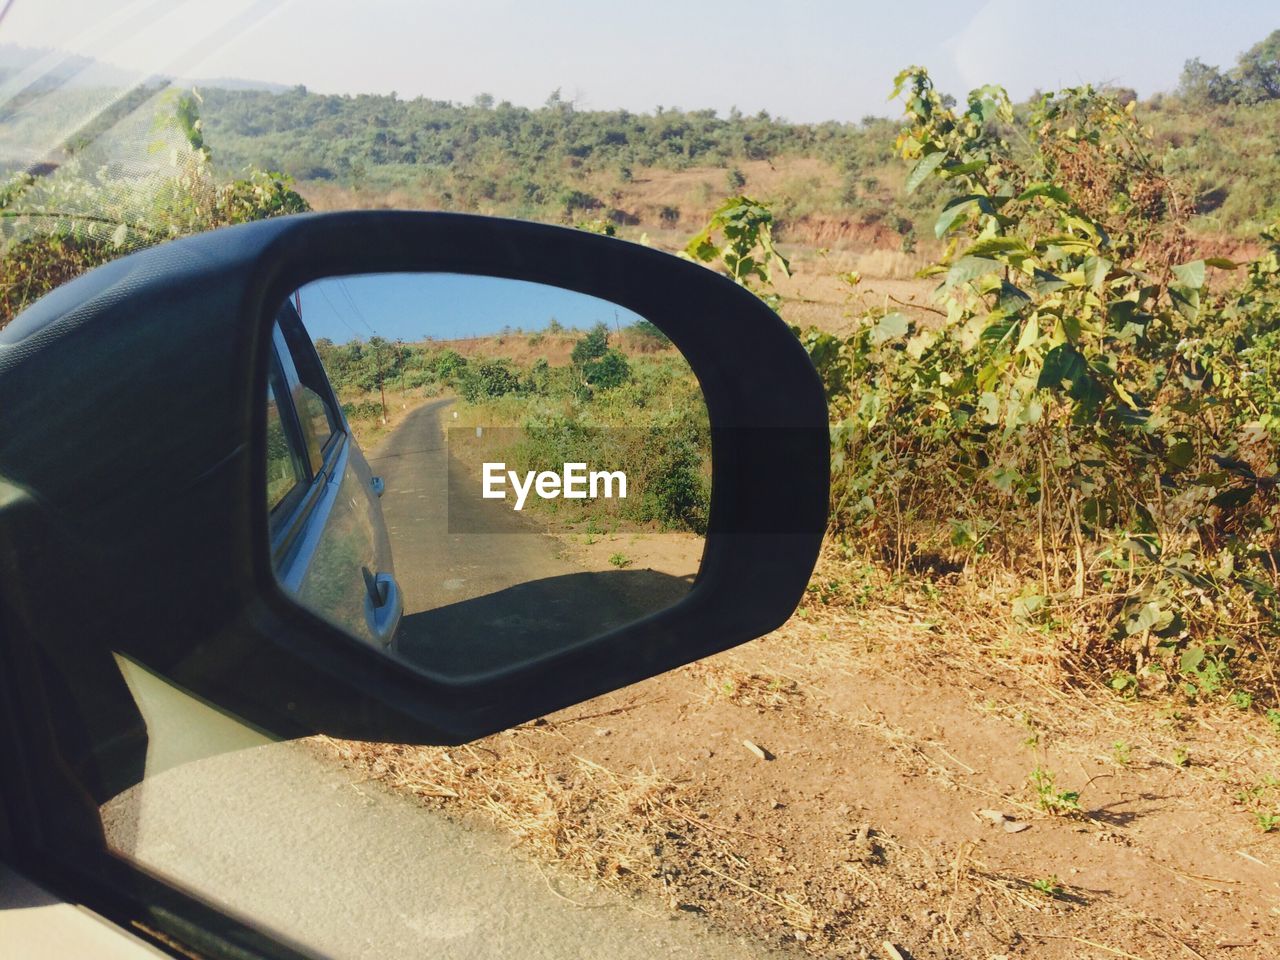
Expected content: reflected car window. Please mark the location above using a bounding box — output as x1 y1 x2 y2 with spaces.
266 375 304 513
274 314 339 474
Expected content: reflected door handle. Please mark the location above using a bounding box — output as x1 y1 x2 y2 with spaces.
362 569 402 648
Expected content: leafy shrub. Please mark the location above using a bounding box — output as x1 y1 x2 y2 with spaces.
456 358 521 402
583 349 632 390
341 399 383 421
571 322 611 366
0 90 309 329
432 348 468 383
636 426 709 533
683 196 790 309
453 344 710 534
806 69 1278 694
404 368 438 389
629 320 671 346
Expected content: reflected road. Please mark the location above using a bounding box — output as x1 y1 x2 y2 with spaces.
368 398 693 675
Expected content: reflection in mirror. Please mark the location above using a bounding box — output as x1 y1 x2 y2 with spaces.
265 273 710 679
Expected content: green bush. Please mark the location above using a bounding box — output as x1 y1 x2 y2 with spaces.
432 348 468 383
404 368 438 389
456 358 521 402
570 323 610 366
635 427 709 533
341 399 383 421
452 343 710 534
583 349 632 390
805 69 1278 695
629 320 671 346
0 92 309 329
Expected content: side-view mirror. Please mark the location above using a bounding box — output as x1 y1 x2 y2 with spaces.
0 212 827 755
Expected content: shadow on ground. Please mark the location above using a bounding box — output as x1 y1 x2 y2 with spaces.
396 568 694 677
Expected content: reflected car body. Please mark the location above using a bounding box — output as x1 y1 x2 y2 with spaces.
267 302 402 650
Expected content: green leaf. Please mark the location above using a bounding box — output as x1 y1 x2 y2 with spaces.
945 256 1001 287
1166 440 1195 469
978 391 1000 424
980 313 1018 345
1061 312 1082 344
1203 257 1240 270
1038 343 1087 390
1124 537 1161 562
906 151 946 193
1171 260 1205 290
1180 647 1205 673
1016 315 1040 353
870 311 909 346
906 330 936 359
1126 601 1172 636
934 196 985 237
1018 398 1044 424
964 236 1029 259
1107 300 1146 330
685 236 718 263
996 281 1032 312
1211 486 1255 510
1063 215 1101 239
1012 592 1044 620
1016 183 1071 204
1030 269 1068 295
1081 255 1111 292
1170 285 1200 321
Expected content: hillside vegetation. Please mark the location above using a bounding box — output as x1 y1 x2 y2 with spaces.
186 33 1280 245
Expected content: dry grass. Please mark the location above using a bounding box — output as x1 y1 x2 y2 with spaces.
688 662 806 711
795 545 1280 829
308 725 824 936
340 386 442 448
309 732 968 951
312 731 679 883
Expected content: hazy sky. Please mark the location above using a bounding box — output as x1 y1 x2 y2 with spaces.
2 0 1275 122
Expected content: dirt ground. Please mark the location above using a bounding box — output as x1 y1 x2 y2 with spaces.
316 546 1280 960
313 211 1277 960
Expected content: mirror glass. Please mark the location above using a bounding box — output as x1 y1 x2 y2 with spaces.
264 272 709 679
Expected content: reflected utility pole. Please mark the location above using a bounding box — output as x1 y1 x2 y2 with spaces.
376 340 387 424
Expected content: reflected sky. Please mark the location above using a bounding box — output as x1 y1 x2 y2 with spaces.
295 272 648 343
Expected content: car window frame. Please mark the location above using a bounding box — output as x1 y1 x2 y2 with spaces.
275 300 343 468
265 352 309 522
267 319 349 571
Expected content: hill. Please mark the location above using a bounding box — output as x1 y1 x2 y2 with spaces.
189 33 1280 245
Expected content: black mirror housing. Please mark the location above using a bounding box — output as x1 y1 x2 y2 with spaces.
0 212 827 747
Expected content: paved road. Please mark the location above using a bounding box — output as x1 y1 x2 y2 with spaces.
367 398 691 677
